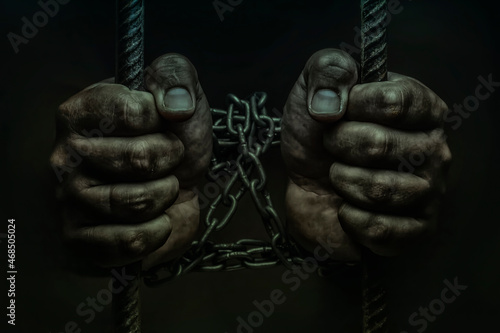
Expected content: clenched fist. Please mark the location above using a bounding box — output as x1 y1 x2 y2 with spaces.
281 49 451 260
50 54 212 269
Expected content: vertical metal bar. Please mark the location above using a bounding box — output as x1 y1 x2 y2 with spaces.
360 0 388 83
116 0 145 90
359 0 389 332
113 1 144 332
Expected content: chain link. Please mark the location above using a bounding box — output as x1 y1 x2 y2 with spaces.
143 92 323 287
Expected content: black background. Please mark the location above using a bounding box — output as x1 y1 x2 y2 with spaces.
1 0 499 332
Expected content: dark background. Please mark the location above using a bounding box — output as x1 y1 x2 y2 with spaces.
1 0 499 332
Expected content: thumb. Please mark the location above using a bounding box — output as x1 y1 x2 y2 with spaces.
145 53 212 188
281 49 358 181
145 53 199 121
303 48 358 123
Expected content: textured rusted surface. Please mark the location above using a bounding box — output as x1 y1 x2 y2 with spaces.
113 0 144 332
360 0 389 332
360 0 388 83
362 250 388 333
116 0 144 90
112 262 142 333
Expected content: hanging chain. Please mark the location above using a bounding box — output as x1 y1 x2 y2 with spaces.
142 92 317 287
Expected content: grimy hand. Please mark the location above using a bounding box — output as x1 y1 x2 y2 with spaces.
50 54 212 269
281 49 451 261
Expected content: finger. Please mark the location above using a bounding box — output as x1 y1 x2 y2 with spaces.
68 173 179 223
304 48 359 122
338 202 429 256
145 53 213 187
330 163 431 213
324 122 448 169
142 190 200 270
347 72 448 129
281 49 358 183
58 83 162 136
62 207 173 267
69 132 184 180
145 53 199 121
284 178 362 261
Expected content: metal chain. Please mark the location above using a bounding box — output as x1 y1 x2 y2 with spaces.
143 92 324 287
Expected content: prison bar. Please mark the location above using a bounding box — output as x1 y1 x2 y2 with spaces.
112 0 145 332
360 0 389 332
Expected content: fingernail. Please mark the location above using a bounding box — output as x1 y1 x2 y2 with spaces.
164 87 193 111
310 89 341 115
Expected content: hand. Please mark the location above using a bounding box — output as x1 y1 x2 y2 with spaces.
281 49 451 260
50 54 212 269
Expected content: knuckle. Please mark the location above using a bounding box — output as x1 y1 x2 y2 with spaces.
49 145 65 167
122 230 148 258
57 101 71 118
382 86 401 105
69 174 94 203
110 185 154 215
366 173 394 203
68 136 91 158
167 175 180 196
329 163 338 183
366 220 391 244
441 144 452 165
308 48 354 72
158 133 185 169
163 53 194 70
57 86 96 122
428 129 452 166
172 139 185 162
418 179 433 197
379 84 406 119
149 53 196 85
435 97 449 120
56 100 77 130
127 139 156 174
129 192 154 215
128 191 153 215
57 83 109 119
312 51 335 71
116 93 144 130
365 128 391 158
